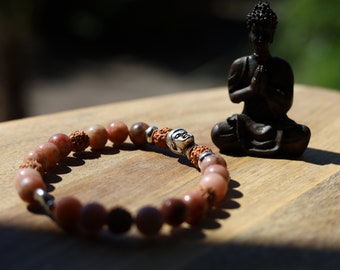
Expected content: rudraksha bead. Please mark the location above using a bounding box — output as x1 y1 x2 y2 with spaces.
69 130 90 152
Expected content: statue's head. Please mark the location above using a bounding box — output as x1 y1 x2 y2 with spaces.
246 2 278 51
166 128 195 155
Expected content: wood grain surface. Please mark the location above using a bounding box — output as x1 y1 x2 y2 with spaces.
0 85 339 270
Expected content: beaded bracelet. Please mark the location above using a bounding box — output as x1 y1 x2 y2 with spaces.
14 121 230 236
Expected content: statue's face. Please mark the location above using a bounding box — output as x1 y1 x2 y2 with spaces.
249 23 274 54
166 128 195 155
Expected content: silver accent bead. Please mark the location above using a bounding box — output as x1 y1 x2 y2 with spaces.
166 128 196 155
198 151 215 169
33 188 55 216
145 125 158 144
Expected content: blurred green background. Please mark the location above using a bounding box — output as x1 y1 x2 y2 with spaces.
272 0 340 91
0 0 339 121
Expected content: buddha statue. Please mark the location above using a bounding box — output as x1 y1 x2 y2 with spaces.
211 1 311 157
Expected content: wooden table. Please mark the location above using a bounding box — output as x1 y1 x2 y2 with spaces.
1 85 339 269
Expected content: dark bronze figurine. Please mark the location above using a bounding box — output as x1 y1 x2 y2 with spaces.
211 1 311 157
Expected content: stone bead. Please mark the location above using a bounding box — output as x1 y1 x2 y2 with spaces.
14 168 46 203
25 142 60 172
161 198 188 227
129 122 149 147
107 207 133 234
86 124 109 150
203 164 230 182
183 190 208 225
199 154 227 173
199 173 228 206
80 202 107 233
54 196 82 231
106 120 129 145
135 206 164 236
48 133 72 159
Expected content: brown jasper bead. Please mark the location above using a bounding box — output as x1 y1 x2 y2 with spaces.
135 206 164 236
25 142 60 172
161 198 188 227
203 164 230 182
106 120 129 145
48 133 72 159
183 191 209 225
14 168 46 203
107 207 133 234
80 202 107 233
54 196 82 231
199 173 228 206
129 122 149 147
200 154 227 172
39 142 60 170
86 124 109 150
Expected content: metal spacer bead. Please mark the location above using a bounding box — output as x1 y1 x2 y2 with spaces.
33 188 55 216
198 151 215 170
145 126 158 144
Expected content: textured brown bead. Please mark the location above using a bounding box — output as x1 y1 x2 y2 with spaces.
189 145 213 168
161 198 188 227
69 130 90 152
107 207 133 234
152 127 172 149
80 202 107 233
135 206 164 236
19 159 44 175
54 196 82 231
129 122 149 146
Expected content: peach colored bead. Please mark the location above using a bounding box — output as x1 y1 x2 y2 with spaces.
54 196 82 231
200 154 227 173
203 164 230 182
183 190 209 225
48 133 72 159
106 120 129 145
14 168 46 203
86 124 108 149
199 173 228 205
25 142 60 171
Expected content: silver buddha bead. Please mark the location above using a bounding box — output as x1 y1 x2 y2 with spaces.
166 128 196 155
33 188 55 216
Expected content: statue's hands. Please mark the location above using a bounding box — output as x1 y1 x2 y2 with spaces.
251 65 266 94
